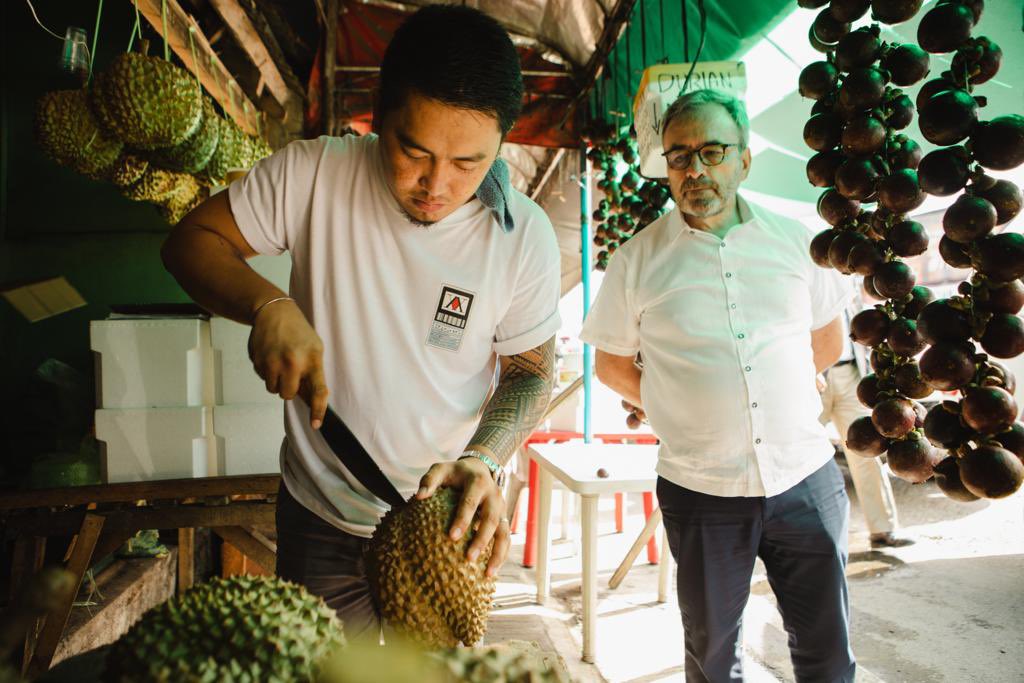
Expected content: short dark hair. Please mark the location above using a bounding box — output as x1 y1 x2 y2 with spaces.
378 5 523 135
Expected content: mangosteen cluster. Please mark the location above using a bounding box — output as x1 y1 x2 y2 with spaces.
799 0 1024 501
580 119 673 271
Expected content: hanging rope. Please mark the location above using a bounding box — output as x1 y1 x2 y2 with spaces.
127 0 141 52
682 0 690 62
24 0 64 40
187 25 202 105
88 0 104 84
161 0 169 61
639 0 648 70
680 0 708 93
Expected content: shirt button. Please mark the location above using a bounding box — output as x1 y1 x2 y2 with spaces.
751 402 758 408
755 438 762 444
730 303 737 309
720 243 726 248
725 272 733 278
737 333 745 339
745 365 752 372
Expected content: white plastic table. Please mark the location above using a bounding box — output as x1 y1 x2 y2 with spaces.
527 442 663 663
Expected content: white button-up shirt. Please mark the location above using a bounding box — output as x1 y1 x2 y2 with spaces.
581 196 852 497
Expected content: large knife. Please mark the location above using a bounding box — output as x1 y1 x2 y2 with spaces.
318 405 406 508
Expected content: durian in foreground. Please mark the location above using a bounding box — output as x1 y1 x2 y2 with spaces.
104 574 345 683
364 487 496 648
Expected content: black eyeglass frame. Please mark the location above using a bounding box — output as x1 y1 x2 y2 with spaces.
661 142 742 171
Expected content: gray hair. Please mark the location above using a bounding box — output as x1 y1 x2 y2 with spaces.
660 89 750 149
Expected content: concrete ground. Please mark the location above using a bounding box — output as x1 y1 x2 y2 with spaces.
486 457 1024 682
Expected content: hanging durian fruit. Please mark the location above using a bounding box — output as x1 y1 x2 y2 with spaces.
433 643 572 683
107 153 150 189
199 115 273 186
121 166 195 203
104 575 345 683
157 176 208 224
365 487 496 649
89 52 202 149
150 96 221 173
34 89 123 181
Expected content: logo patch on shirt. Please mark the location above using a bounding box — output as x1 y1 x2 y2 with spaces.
427 285 475 351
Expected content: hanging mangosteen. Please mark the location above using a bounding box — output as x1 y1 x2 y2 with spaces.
857 373 885 408
810 228 840 268
835 158 882 200
951 37 1002 86
939 235 972 268
851 308 892 347
969 115 1024 171
970 178 1022 225
942 194 997 244
873 260 917 299
881 43 930 86
918 146 971 196
902 285 936 319
971 232 1024 283
818 189 862 226
813 8 852 44
886 134 923 170
933 456 981 502
962 385 1018 433
877 169 926 214
807 150 847 188
918 2 976 54
887 219 929 257
919 341 976 390
918 299 972 344
958 444 1024 499
839 67 888 111
870 0 924 25
848 240 886 275
924 401 971 448
882 92 915 131
872 396 918 439
918 89 981 146
828 230 871 273
915 74 958 111
842 115 888 156
836 26 883 72
976 280 1024 316
831 0 871 22
893 361 933 398
887 433 940 483
803 112 845 152
980 314 1024 359
847 415 890 456
799 61 839 100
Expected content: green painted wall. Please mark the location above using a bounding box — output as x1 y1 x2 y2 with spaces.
1 2 190 481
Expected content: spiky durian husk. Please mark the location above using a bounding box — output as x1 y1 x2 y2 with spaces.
108 152 150 188
365 487 496 649
35 89 123 180
120 167 194 203
157 177 207 224
89 52 202 149
198 115 273 186
104 575 345 683
432 642 573 683
151 97 221 173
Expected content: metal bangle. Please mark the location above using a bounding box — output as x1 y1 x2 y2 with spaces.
251 296 294 323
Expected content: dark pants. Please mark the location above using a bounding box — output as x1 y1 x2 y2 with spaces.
657 460 855 683
275 482 381 639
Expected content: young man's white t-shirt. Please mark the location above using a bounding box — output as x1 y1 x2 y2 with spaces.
228 134 561 537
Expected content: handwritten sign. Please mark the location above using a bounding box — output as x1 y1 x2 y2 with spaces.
632 61 747 178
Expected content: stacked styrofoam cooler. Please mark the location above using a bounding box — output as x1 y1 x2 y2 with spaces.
93 254 291 482
92 318 218 482
211 254 290 476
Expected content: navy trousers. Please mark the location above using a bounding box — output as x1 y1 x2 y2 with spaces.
657 459 856 683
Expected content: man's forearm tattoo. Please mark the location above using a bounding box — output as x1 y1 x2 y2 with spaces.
468 336 556 466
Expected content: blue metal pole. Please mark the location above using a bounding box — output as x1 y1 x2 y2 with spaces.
580 144 593 444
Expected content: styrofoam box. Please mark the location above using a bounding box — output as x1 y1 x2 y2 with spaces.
210 317 281 405
213 404 284 475
91 319 215 409
96 407 218 482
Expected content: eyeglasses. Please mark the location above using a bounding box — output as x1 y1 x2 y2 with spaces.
662 142 740 171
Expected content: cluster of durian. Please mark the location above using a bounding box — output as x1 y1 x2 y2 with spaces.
365 487 496 649
104 575 345 683
35 52 271 224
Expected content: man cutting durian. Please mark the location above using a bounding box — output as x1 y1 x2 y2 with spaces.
161 5 560 638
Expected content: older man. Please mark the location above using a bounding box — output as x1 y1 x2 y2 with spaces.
581 90 856 682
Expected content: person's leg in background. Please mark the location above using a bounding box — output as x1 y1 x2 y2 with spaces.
275 482 381 640
657 477 762 683
759 460 856 683
827 365 911 548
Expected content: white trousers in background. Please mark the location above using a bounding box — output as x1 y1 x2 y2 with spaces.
819 363 899 535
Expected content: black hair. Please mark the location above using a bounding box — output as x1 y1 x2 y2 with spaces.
378 5 523 135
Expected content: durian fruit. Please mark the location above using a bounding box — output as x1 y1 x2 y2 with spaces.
199 115 273 186
35 89 123 180
151 96 221 173
158 177 208 224
89 52 202 149
365 487 496 649
432 642 572 683
104 574 345 683
121 167 195 203
108 153 150 188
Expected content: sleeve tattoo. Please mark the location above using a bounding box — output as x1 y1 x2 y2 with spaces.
467 336 556 466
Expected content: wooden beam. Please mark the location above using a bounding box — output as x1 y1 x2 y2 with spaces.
212 526 276 574
131 0 261 135
2 502 277 538
27 514 105 678
0 474 280 510
528 148 566 201
207 0 302 122
324 0 338 135
9 536 46 674
563 0 639 125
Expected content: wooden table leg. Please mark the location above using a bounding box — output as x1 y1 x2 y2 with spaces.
10 536 45 674
522 458 539 568
608 507 662 589
178 528 195 595
658 525 672 603
212 526 276 574
535 465 553 602
27 513 104 679
580 494 599 664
